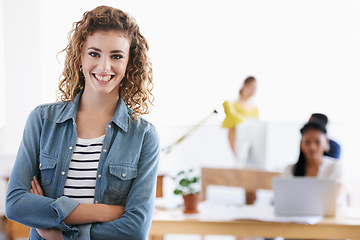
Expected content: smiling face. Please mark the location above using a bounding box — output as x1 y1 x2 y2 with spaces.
80 30 131 98
300 129 328 164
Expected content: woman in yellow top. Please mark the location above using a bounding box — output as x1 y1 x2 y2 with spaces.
222 76 258 155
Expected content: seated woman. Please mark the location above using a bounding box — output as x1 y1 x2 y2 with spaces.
283 121 347 205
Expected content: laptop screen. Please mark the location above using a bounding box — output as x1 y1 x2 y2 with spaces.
273 177 337 216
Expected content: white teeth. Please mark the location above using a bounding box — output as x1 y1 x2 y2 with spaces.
94 74 112 82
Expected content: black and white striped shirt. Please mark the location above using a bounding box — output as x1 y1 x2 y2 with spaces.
63 135 104 204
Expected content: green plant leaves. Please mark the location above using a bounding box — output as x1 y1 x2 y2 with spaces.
172 168 201 195
174 189 183 195
191 177 199 183
179 178 191 187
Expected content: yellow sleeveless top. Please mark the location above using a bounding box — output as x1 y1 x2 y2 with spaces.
221 100 259 128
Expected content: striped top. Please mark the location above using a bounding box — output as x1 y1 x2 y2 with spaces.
63 135 104 204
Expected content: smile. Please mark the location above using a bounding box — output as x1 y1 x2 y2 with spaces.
93 74 115 82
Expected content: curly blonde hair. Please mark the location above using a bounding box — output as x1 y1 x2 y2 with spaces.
58 5 153 115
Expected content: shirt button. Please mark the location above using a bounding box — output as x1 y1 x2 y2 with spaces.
108 124 111 128
103 149 107 152
70 236 73 239
69 146 73 150
39 163 42 167
95 201 99 204
122 173 126 178
98 174 102 178
61 172 66 175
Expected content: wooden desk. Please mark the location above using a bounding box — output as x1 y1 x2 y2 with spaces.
201 167 281 204
149 207 360 240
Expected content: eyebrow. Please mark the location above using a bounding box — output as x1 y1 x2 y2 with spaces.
87 47 125 54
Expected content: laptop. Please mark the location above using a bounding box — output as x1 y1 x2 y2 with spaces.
273 177 337 216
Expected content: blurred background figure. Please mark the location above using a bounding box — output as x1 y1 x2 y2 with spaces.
308 113 341 159
283 121 347 206
222 76 258 155
222 76 260 207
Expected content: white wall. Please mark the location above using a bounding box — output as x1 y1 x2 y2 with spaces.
1 0 42 154
3 0 359 146
9 0 360 126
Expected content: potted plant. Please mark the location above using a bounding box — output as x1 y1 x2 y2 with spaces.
172 169 201 214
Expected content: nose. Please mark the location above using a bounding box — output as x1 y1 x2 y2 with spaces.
99 57 111 72
309 143 318 152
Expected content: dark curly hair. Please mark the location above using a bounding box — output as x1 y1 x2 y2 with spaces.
57 5 153 116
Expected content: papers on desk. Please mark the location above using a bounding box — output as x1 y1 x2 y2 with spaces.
196 202 323 225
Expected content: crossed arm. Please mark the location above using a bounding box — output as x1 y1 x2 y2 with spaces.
30 176 125 239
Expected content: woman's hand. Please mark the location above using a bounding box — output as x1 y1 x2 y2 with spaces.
36 229 63 240
30 176 63 240
30 176 44 196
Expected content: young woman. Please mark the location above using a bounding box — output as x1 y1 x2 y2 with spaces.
283 121 347 207
6 6 159 240
283 121 342 178
222 76 258 155
222 76 259 206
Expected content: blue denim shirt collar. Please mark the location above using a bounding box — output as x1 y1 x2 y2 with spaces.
112 96 132 133
55 90 132 133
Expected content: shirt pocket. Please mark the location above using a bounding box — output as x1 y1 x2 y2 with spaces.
39 152 57 186
108 164 138 195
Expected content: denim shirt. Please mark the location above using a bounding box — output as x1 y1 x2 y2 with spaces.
6 91 160 240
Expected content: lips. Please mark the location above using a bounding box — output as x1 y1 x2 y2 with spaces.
93 73 114 82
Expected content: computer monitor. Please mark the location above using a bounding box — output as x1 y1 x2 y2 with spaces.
235 119 267 169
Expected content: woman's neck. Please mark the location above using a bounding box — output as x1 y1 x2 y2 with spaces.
75 91 120 139
239 93 252 103
305 156 323 177
79 91 119 115
238 95 253 110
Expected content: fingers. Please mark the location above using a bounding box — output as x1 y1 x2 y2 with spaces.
33 176 44 196
30 176 44 196
31 179 39 195
36 229 46 239
36 229 63 240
